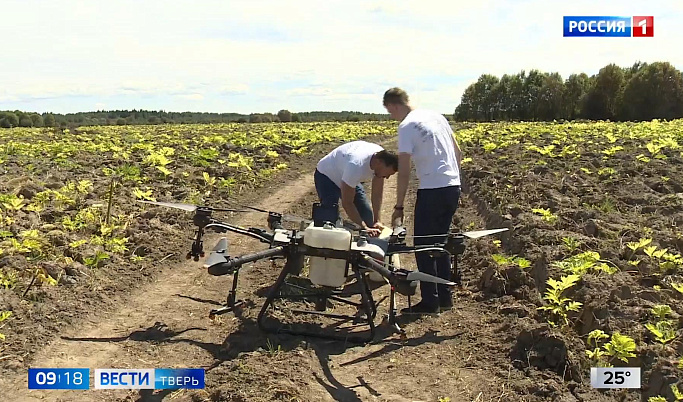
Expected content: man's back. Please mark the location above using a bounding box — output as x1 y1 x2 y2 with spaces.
317 141 383 188
397 109 460 189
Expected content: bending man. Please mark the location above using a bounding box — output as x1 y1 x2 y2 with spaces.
315 140 398 237
384 87 463 313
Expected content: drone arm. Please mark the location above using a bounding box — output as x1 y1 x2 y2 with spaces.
208 246 286 276
359 254 394 282
204 222 273 243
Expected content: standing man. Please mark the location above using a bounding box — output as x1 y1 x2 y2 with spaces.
383 87 463 313
315 140 398 237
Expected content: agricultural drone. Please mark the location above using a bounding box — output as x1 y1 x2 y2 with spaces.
140 200 508 343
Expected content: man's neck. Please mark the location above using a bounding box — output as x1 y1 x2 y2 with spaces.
398 105 413 121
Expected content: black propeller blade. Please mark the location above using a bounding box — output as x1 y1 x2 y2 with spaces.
241 205 313 225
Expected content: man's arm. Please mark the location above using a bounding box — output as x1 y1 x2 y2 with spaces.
396 153 411 207
340 182 365 227
451 131 463 171
371 175 383 224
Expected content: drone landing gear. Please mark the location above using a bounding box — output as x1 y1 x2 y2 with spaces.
209 268 245 318
257 264 378 344
383 286 407 339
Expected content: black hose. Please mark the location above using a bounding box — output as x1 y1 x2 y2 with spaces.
207 246 286 276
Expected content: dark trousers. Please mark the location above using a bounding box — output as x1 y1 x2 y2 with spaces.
414 185 461 306
314 169 374 226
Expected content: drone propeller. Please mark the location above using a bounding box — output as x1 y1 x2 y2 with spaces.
404 270 456 285
240 205 313 225
203 237 230 268
138 200 249 213
407 227 509 240
360 254 455 287
460 228 509 239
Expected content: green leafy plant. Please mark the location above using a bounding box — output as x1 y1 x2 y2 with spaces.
585 330 637 366
0 310 12 341
538 274 583 327
0 270 17 289
562 236 581 253
645 305 678 345
585 329 610 366
84 250 110 268
132 188 156 201
603 332 637 363
649 384 683 402
492 254 531 269
552 251 617 276
532 208 558 224
0 194 26 212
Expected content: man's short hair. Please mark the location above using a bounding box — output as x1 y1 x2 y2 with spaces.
383 87 409 106
375 150 399 171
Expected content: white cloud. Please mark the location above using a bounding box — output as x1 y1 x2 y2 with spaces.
177 94 204 101
0 0 681 113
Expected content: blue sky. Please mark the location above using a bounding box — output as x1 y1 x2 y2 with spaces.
1 0 681 115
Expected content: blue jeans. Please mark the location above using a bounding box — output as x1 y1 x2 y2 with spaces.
314 169 374 226
414 185 461 306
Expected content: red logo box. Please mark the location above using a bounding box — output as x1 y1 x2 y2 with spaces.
632 16 654 37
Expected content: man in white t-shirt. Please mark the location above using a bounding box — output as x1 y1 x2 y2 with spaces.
315 140 398 237
383 87 463 314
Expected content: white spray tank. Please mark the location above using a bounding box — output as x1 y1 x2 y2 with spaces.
303 222 351 287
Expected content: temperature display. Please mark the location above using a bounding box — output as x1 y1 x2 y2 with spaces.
590 367 641 389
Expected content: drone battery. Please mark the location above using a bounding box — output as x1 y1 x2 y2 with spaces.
312 202 339 227
303 222 351 287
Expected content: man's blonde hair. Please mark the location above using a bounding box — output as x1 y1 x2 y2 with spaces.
383 87 409 106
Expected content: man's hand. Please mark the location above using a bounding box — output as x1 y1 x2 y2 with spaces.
362 224 381 237
372 221 386 231
391 208 404 226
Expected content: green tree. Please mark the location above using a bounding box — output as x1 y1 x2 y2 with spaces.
584 64 625 120
523 70 546 120
277 109 292 122
537 72 565 120
620 62 683 120
30 113 44 127
42 113 56 127
564 73 591 119
19 116 33 127
0 112 19 128
474 74 500 120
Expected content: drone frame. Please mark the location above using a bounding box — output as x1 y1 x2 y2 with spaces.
143 200 507 343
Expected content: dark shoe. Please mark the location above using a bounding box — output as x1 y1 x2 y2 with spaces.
400 301 439 315
439 297 454 311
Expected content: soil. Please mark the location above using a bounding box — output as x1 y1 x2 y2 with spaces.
0 123 681 402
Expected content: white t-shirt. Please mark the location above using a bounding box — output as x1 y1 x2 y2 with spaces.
317 141 384 188
397 109 460 189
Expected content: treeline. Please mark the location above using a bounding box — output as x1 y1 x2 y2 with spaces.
0 108 394 128
454 61 683 122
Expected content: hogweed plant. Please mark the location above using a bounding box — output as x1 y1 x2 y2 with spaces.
532 208 558 224
538 274 583 327
585 329 637 367
645 305 678 345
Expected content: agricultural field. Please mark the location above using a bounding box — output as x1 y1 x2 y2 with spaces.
457 120 683 401
0 119 681 402
0 121 395 375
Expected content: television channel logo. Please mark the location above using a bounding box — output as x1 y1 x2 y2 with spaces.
94 368 205 389
563 16 654 37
